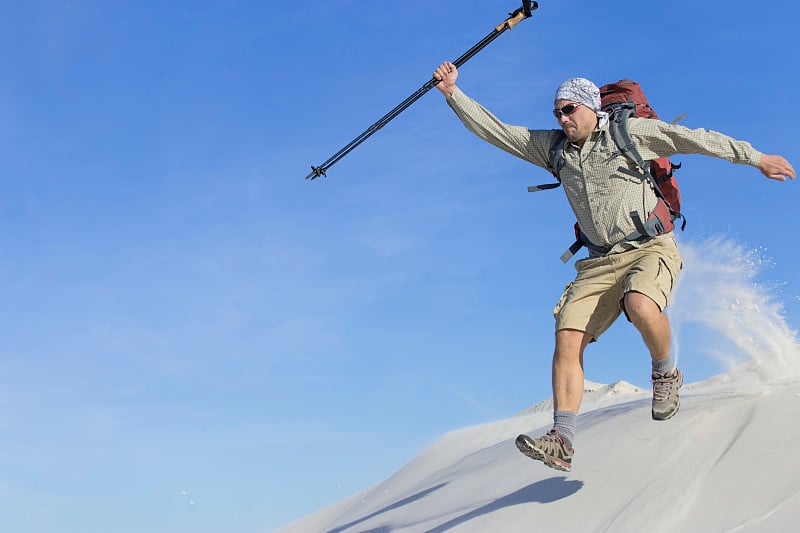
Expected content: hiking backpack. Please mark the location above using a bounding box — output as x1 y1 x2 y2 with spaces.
530 79 686 263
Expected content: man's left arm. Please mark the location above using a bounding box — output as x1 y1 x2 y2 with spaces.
757 153 796 181
630 118 795 182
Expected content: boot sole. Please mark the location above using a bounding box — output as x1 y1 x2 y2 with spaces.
652 397 681 420
515 434 572 472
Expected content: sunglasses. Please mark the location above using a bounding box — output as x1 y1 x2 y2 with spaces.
553 102 583 118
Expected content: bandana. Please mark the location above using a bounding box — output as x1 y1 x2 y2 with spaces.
555 77 609 129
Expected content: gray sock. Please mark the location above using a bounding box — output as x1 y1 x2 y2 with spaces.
554 410 577 448
652 357 674 375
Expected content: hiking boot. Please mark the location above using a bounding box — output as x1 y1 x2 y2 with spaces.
515 430 573 472
652 367 683 421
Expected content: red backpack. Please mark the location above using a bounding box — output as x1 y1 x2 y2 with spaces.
600 79 684 235
531 79 686 262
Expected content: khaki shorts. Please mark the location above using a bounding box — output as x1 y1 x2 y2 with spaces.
553 235 683 340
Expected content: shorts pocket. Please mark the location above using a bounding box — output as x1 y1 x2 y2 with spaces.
553 282 575 318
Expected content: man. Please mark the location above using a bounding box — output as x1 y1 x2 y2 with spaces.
432 61 795 472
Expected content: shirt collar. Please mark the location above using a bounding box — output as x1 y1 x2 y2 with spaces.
596 111 610 131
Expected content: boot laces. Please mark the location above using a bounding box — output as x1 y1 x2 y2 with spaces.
652 370 677 401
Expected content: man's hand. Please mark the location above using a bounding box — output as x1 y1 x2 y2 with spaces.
433 61 458 98
758 154 796 181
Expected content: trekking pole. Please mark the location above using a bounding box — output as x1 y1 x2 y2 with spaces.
305 1 539 180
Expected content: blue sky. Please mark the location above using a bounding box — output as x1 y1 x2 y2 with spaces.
0 1 797 531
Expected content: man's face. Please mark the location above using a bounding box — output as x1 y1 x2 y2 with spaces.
554 99 599 145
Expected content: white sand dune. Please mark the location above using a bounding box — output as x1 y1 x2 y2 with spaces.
276 370 800 533
276 239 800 532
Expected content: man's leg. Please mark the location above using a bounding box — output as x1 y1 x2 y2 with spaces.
552 328 594 412
516 328 592 472
623 290 671 361
623 290 683 420
552 328 594 445
517 254 620 470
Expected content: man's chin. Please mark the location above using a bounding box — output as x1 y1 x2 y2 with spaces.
562 128 589 145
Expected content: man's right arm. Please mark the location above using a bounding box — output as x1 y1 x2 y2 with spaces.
433 62 552 169
433 61 458 98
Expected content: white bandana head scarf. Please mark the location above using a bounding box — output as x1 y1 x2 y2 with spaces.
555 77 609 129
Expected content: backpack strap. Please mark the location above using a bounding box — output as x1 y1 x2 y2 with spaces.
560 239 584 264
559 230 616 264
528 132 567 192
531 118 678 262
608 104 652 179
608 104 679 237
531 131 620 262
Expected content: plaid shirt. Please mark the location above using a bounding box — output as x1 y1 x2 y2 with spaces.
447 87 763 256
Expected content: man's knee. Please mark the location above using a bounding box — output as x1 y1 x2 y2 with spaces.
623 291 662 325
554 328 592 360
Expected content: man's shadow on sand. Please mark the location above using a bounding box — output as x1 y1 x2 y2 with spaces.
424 476 583 533
325 476 582 533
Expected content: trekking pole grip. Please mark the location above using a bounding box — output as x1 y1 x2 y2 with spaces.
498 1 538 31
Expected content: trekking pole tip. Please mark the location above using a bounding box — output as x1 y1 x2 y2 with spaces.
305 165 327 180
